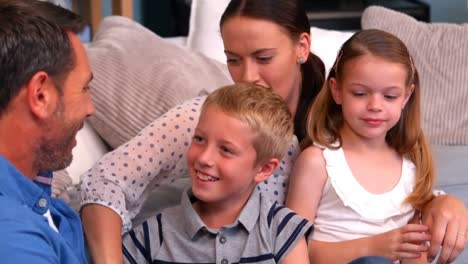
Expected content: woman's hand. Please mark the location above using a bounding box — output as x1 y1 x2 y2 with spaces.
422 195 467 263
370 224 430 262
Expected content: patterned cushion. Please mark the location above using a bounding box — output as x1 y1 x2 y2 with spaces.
362 6 468 145
85 16 232 149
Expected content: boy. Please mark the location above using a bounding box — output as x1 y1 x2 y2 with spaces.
122 83 312 263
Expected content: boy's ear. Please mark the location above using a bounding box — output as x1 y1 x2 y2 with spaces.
27 71 58 119
329 77 342 105
254 158 280 184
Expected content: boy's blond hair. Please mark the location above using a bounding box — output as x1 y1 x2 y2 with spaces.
202 83 293 165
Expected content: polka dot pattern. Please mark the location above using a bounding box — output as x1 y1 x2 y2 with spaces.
80 96 301 232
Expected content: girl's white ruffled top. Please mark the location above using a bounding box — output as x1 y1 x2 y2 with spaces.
311 146 415 242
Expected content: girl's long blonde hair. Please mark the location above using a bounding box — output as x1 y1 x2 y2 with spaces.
302 29 435 209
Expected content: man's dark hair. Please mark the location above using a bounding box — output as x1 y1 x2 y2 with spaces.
0 0 86 115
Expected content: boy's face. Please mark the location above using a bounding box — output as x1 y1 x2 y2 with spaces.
187 104 262 209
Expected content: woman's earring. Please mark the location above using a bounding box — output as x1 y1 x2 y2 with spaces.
297 57 305 64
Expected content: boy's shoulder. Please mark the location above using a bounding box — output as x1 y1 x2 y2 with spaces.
257 191 310 230
251 190 313 263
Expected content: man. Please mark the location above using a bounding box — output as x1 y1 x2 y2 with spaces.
0 0 94 263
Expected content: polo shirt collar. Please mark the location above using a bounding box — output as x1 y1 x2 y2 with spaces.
181 187 261 239
0 155 51 215
236 187 260 232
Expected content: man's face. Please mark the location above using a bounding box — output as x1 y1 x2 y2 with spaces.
34 33 94 172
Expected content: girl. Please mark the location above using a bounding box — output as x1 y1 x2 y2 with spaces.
286 29 435 263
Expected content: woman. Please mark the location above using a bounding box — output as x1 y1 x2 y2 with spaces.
80 1 466 263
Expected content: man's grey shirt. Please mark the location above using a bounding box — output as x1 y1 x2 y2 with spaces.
123 187 313 264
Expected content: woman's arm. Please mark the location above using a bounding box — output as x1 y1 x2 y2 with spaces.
81 204 123 264
421 194 467 263
79 97 205 263
308 224 430 264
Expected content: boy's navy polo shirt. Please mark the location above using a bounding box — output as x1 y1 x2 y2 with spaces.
0 155 87 264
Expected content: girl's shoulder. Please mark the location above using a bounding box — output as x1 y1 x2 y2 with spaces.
295 145 326 170
301 144 324 157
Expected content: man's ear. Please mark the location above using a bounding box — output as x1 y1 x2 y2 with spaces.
296 32 311 61
27 71 57 119
329 77 342 105
254 158 279 184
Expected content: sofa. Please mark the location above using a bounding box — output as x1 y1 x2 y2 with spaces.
60 2 467 263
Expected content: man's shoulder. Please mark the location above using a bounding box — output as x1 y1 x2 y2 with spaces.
0 194 65 263
0 194 30 219
0 194 51 234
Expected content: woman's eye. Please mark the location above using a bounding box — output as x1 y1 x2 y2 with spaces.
226 57 239 64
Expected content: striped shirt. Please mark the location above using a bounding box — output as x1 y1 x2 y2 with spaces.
123 187 313 264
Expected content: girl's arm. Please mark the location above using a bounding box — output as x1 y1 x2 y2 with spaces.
308 224 430 264
80 97 205 263
282 238 310 264
286 146 328 222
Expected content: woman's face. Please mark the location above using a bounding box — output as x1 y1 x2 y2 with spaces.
221 16 308 115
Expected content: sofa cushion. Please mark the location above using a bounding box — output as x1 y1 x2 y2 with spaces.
85 16 232 149
361 6 468 145
432 145 468 204
186 0 230 63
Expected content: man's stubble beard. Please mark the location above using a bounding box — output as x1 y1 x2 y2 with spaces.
33 99 82 173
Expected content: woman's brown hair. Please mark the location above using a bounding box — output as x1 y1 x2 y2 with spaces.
303 29 434 209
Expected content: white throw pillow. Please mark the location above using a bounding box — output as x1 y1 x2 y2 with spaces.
186 0 230 63
310 27 354 73
65 121 110 184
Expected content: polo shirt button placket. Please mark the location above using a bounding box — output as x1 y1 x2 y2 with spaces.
221 258 229 264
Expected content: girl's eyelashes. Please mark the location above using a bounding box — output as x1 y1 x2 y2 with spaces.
352 91 366 97
257 56 273 64
384 94 399 100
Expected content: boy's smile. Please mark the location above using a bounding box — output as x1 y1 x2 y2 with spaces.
195 170 219 182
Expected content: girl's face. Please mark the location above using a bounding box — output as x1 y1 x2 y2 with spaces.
221 16 309 115
330 54 414 142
